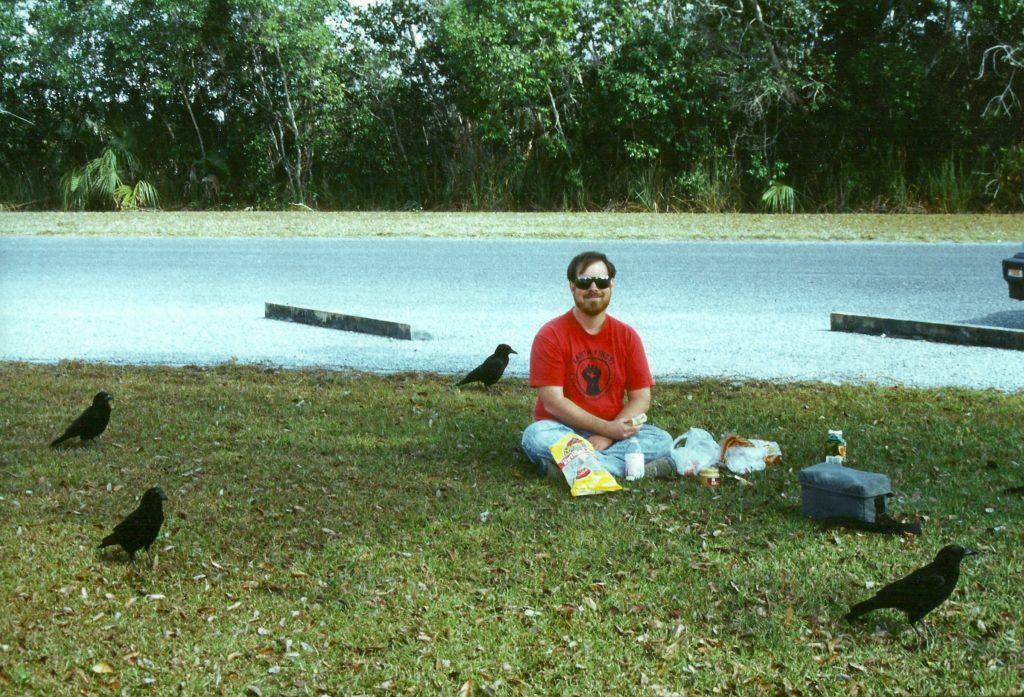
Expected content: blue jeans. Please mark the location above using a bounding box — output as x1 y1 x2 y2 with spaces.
521 419 674 478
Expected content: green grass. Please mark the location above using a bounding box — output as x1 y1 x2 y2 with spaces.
1 361 1022 695
1 211 1023 241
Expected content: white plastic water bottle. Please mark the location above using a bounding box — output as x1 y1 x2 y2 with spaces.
625 437 645 481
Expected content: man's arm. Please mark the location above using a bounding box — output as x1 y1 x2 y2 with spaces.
537 385 646 450
618 387 651 422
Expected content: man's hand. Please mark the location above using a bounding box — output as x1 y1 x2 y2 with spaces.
538 386 649 447
601 416 642 446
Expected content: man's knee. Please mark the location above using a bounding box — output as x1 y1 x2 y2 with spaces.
521 420 571 474
641 424 674 458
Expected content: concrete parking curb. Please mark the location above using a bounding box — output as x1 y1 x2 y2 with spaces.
830 312 1024 352
265 302 412 340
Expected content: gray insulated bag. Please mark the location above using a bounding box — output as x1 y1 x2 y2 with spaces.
799 460 892 523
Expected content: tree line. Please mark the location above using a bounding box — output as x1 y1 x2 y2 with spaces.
1 0 1022 213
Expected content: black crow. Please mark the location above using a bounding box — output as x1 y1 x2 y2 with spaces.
455 344 517 390
50 391 113 446
98 487 168 563
845 544 977 636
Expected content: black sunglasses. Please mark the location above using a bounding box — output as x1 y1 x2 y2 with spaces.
573 276 612 290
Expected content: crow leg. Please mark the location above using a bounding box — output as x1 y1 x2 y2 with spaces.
923 622 937 650
908 621 937 650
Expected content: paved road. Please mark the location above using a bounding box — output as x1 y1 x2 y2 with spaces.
1 236 1022 390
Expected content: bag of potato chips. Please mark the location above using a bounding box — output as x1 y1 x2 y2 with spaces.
549 433 622 497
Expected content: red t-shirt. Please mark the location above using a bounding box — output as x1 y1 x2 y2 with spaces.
530 310 655 422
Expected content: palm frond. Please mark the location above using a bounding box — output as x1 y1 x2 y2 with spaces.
762 181 796 213
59 145 158 210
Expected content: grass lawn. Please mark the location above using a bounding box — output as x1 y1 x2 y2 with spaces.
2 210 1023 241
1 361 1022 695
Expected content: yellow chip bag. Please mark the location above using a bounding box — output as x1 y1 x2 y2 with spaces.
549 433 622 497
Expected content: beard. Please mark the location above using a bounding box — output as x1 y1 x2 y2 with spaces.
574 291 611 317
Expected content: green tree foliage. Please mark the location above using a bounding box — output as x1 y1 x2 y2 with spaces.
1 0 1022 211
431 0 583 207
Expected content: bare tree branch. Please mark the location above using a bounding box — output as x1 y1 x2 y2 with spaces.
177 79 206 161
0 107 34 125
978 44 1023 118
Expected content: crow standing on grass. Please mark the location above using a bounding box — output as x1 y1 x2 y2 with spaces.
98 487 168 563
455 344 517 390
50 391 113 446
844 544 977 637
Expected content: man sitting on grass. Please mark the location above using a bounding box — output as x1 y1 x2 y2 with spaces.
521 250 675 479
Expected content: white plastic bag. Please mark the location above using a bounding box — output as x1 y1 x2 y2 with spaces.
673 430 783 477
720 436 781 475
670 428 721 476
723 443 768 474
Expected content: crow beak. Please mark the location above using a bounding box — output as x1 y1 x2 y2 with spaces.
964 548 979 556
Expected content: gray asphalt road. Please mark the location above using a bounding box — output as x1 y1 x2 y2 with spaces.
1 236 1022 390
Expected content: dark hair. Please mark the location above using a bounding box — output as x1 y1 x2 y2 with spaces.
567 251 616 281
